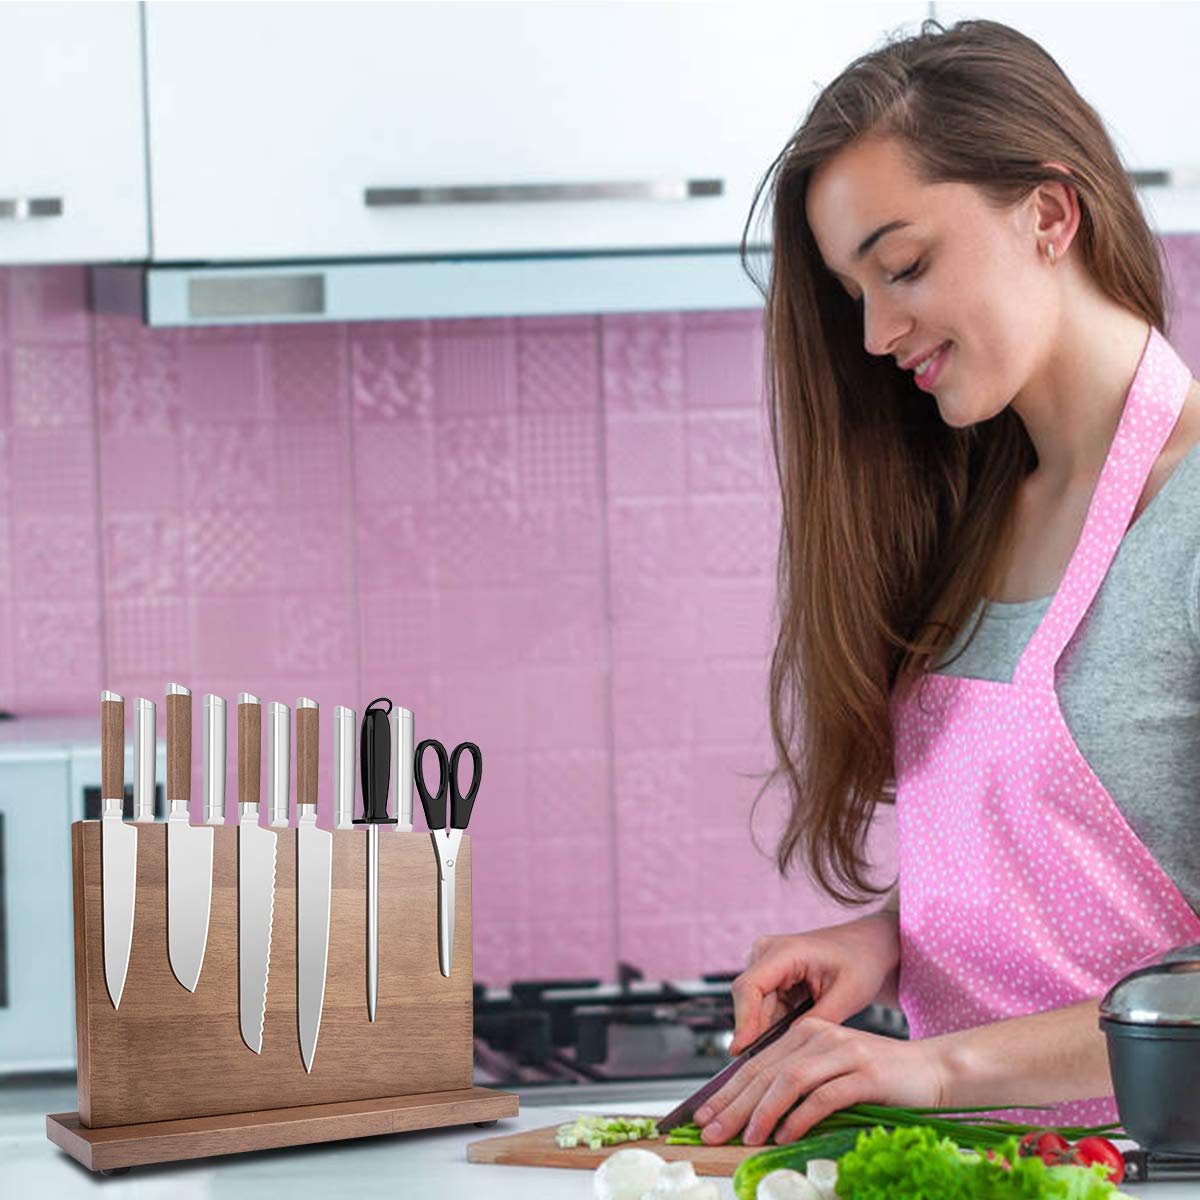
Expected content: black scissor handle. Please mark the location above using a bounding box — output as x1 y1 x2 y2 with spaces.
415 738 449 831
448 742 482 830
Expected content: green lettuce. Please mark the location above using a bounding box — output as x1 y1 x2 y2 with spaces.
833 1125 1131 1200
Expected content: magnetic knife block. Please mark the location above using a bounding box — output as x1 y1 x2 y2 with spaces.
46 821 518 1173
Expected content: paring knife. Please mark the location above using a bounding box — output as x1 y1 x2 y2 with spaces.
295 697 331 1073
166 683 214 992
355 698 397 1021
237 693 275 1054
654 985 817 1134
100 690 136 1009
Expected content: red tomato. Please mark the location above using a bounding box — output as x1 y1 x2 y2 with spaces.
1073 1136 1126 1185
1018 1130 1072 1163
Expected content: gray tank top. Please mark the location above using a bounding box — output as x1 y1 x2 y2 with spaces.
933 441 1200 919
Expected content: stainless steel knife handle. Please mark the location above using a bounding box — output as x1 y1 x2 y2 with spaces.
166 683 191 819
238 692 262 813
334 705 356 829
267 701 291 828
203 694 226 824
296 698 318 813
101 691 125 809
134 698 157 822
391 705 414 832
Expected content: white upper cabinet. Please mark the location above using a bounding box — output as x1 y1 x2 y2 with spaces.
144 1 925 262
934 2 1200 232
0 2 147 264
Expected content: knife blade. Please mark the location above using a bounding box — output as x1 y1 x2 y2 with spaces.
237 693 276 1054
166 683 213 993
100 690 136 1010
654 985 816 1134
295 697 331 1073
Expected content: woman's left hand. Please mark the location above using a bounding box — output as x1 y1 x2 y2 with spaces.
694 1017 949 1146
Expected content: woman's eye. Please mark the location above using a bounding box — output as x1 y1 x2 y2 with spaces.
890 260 923 284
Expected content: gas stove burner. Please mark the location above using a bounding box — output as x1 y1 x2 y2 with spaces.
1122 1148 1200 1181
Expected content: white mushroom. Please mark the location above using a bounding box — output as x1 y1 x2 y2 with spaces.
756 1167 822 1200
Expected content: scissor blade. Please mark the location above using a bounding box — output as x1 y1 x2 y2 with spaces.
101 811 137 1009
297 815 332 1073
438 864 455 978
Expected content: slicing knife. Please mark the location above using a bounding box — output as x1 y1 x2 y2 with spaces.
100 690 136 1009
295 697 331 1072
237 693 276 1054
166 683 214 992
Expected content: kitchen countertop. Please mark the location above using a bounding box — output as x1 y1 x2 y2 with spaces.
3 1076 1195 1197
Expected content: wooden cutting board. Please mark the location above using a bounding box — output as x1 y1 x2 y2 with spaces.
466 1119 763 1176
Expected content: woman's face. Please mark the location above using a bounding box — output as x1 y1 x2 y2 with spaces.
805 135 1059 428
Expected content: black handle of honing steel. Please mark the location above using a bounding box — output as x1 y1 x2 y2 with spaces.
354 697 398 825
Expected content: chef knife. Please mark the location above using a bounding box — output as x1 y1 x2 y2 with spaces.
355 698 397 1021
166 683 214 992
295 697 332 1072
100 690 136 1009
654 984 816 1134
237 693 276 1054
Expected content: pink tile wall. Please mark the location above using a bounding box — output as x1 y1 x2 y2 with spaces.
4 241 1200 984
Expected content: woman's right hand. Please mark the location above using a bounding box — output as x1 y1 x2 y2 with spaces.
728 913 900 1056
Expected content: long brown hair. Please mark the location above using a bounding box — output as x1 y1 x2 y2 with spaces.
742 17 1169 906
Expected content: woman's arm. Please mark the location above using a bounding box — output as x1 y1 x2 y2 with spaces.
870 882 901 1009
930 996 1114 1107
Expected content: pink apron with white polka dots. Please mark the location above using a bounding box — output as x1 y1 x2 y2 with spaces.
891 324 1200 1127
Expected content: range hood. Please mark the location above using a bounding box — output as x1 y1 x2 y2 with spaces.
91 245 768 327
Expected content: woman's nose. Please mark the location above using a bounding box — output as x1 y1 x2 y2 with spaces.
862 296 912 360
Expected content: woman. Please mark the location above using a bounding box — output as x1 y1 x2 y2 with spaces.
697 17 1200 1148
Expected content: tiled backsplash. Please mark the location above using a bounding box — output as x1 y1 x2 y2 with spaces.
2 241 1198 984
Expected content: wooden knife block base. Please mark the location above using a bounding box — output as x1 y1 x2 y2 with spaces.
48 821 518 1171
47 1087 518 1173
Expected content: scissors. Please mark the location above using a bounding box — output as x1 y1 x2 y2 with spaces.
414 738 482 977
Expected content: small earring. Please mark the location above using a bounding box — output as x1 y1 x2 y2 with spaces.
1046 242 1056 265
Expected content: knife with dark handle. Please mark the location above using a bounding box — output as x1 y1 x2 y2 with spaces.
296 697 332 1072
237 693 277 1054
655 983 816 1134
166 683 214 992
100 690 136 1009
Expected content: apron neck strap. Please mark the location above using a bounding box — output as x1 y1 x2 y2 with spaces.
1013 325 1191 690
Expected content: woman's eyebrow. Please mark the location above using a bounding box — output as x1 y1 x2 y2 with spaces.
854 219 914 260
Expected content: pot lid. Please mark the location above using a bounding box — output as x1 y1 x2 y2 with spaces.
1099 942 1200 1027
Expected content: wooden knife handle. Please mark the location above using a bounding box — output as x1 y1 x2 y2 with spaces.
166 689 192 803
296 699 319 811
239 696 262 809
101 693 124 800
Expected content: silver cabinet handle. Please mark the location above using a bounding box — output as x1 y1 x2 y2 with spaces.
1130 169 1200 188
364 178 723 207
0 196 63 219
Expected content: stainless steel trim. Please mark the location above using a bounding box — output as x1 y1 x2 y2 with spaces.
166 682 190 696
296 696 318 709
334 706 356 830
267 701 291 828
1131 168 1200 187
101 690 123 703
203 695 226 825
365 179 724 207
238 692 261 706
391 706 414 832
188 274 324 319
0 196 63 219
134 698 156 822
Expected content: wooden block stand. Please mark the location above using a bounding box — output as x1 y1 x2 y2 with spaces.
46 822 518 1172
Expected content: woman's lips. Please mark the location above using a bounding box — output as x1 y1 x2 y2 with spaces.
912 341 952 391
